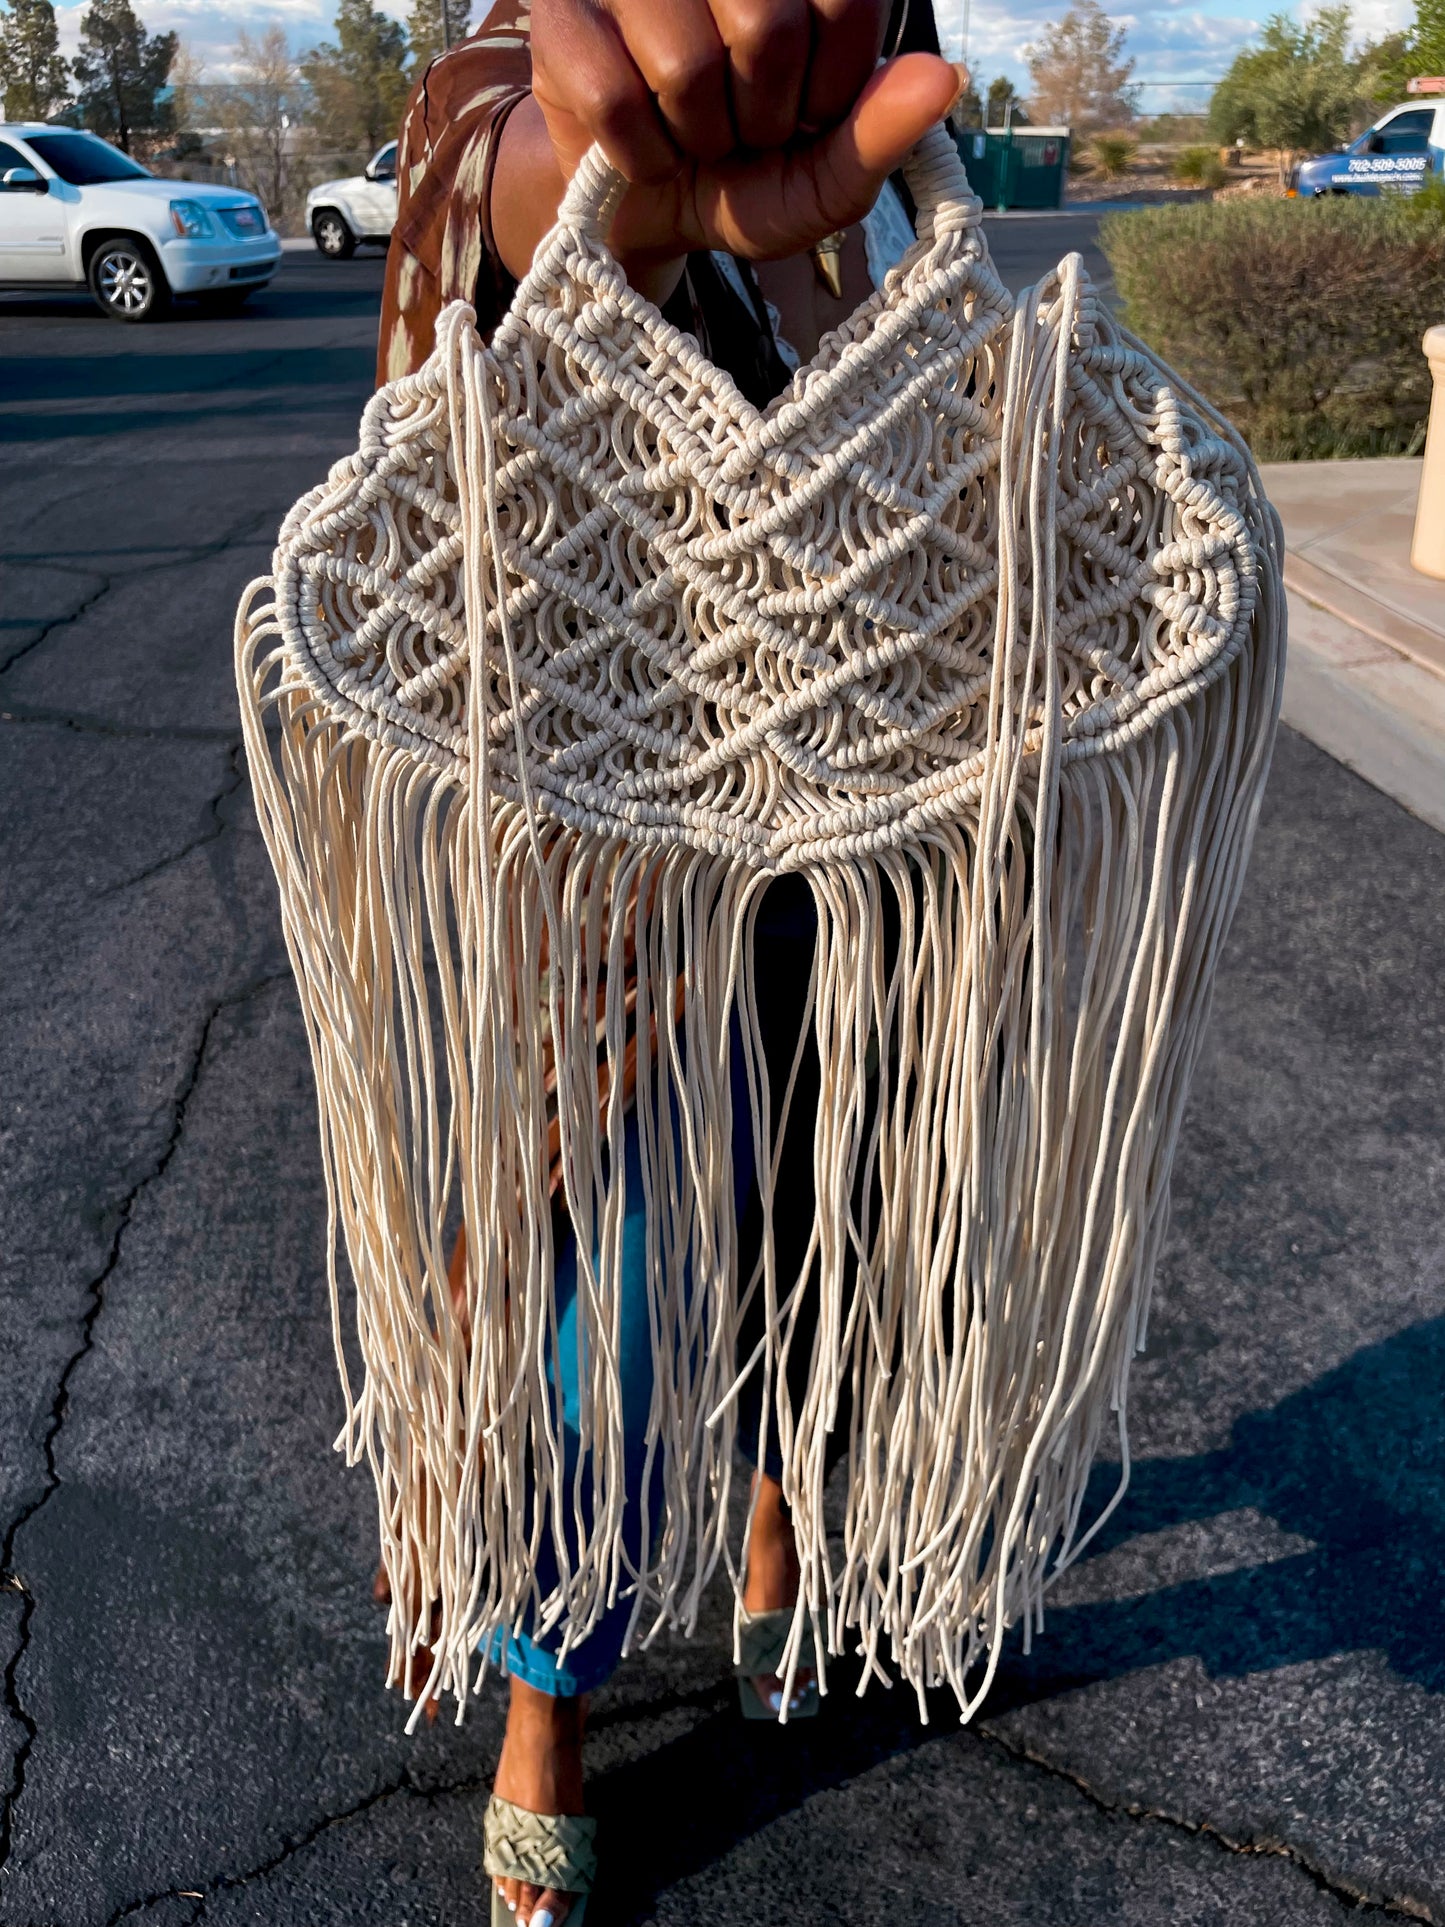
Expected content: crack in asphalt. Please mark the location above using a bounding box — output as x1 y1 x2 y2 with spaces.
0 574 112 679
0 510 275 682
976 1719 1436 1921
98 744 248 900
0 970 291 1886
104 1769 494 1925
93 1685 727 1921
90 1680 1436 1925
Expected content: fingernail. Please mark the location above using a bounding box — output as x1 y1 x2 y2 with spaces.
949 61 971 110
534 1913 555 1927
766 1687 782 1713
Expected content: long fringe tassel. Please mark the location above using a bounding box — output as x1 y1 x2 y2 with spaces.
234 269 1284 1725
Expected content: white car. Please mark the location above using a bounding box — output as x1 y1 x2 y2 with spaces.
0 123 280 320
307 142 398 258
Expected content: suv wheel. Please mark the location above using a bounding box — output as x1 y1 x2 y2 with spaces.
89 237 170 321
312 209 356 259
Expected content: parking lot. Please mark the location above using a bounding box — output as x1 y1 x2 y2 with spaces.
2 228 1442 1926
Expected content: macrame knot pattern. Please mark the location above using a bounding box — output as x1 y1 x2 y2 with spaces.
237 125 1285 1726
270 140 1257 869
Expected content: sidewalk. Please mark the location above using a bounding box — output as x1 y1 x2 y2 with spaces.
1262 457 1445 833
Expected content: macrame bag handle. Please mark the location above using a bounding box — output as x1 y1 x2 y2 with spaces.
553 119 980 252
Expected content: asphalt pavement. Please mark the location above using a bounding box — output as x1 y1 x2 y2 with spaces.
981 209 1116 303
1 241 1443 1926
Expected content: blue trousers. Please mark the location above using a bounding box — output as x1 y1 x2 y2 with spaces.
498 878 831 1698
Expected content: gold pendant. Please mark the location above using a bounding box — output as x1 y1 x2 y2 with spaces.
810 229 845 300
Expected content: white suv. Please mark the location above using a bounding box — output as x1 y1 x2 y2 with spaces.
306 141 398 258
0 123 281 320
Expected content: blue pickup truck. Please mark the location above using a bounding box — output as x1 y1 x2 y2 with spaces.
1291 99 1443 195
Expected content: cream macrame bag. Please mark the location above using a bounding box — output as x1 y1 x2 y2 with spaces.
236 127 1284 1725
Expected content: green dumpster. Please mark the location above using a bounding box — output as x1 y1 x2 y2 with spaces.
954 126 1071 211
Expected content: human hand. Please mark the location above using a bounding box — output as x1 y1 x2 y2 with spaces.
494 0 965 287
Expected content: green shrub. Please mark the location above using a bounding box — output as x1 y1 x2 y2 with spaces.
1408 173 1445 221
1090 133 1138 179
1100 196 1445 459
1172 145 1228 189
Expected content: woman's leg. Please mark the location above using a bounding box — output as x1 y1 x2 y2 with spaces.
493 1679 589 1925
734 875 828 1710
487 1110 660 1923
742 1472 813 1712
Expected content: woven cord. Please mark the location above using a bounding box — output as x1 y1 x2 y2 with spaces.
234 123 1286 1727
483 1797 598 1893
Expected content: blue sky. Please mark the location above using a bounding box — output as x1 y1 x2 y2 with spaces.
934 0 1411 103
49 0 1413 105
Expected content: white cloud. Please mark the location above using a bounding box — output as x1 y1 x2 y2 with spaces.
53 0 410 79
935 0 1413 93
49 0 1418 96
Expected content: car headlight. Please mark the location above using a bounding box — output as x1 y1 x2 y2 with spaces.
169 199 215 239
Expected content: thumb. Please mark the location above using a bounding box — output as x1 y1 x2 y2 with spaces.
807 55 966 231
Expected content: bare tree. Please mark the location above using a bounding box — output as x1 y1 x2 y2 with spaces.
1025 0 1137 132
218 26 310 229
168 37 204 150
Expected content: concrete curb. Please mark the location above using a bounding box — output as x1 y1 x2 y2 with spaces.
1282 589 1445 835
1284 551 1445 683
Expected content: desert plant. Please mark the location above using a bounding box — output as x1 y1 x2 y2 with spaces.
1101 196 1445 459
1090 131 1138 177
1173 144 1229 188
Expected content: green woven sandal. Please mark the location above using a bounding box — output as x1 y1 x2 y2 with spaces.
734 1606 820 1721
483 1792 597 1927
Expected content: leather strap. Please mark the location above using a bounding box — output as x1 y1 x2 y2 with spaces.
735 1606 817 1679
482 1795 598 1893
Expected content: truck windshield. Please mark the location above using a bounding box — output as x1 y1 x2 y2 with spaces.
24 133 150 185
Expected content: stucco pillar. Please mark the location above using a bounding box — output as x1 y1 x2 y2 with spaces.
1412 325 1445 580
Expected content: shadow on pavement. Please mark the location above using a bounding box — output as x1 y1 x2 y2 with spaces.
591 1316 1445 1920
0 276 382 330
1023 1313 1445 1698
0 347 378 439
